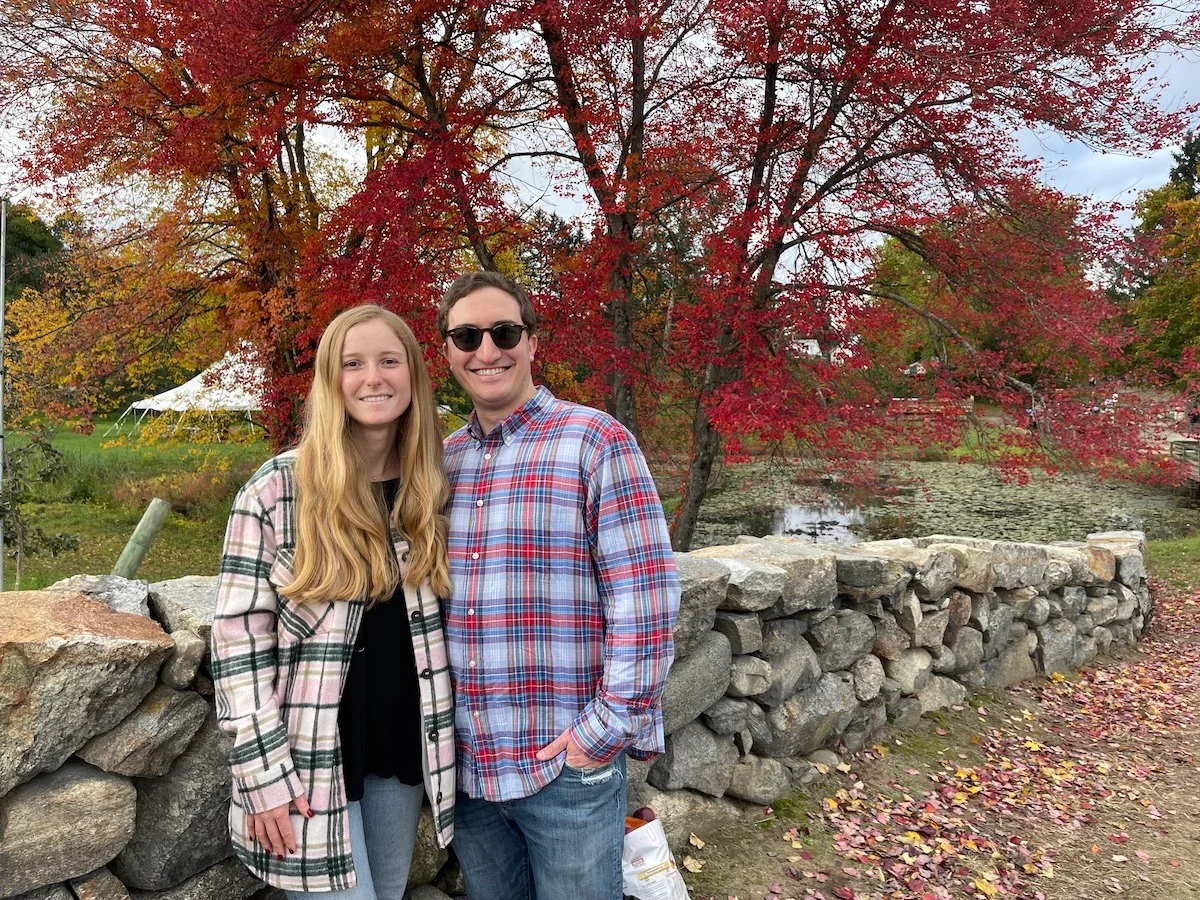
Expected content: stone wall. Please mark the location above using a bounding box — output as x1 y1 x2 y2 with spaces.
0 531 1150 898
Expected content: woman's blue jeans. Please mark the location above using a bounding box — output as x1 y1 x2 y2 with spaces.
452 756 627 900
285 776 424 900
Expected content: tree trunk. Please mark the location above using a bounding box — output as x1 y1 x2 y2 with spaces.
671 388 722 551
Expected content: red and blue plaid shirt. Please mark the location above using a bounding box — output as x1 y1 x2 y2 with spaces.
444 386 679 802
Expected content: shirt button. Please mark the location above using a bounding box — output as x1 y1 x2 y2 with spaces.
469 660 477 668
476 499 484 507
467 609 475 616
421 668 433 679
473 711 480 718
484 453 492 460
437 792 443 802
471 552 479 560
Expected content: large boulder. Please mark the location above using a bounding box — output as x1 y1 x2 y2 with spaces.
726 754 793 805
77 686 209 777
1087 531 1147 587
648 720 738 797
756 632 822 707
661 631 732 735
46 575 150 618
0 590 174 795
672 555 730 657
916 540 996 593
127 858 269 900
917 675 967 714
809 610 875 672
147 577 220 649
0 761 137 897
826 548 912 602
707 539 839 613
856 543 958 601
109 712 235 890
755 673 857 757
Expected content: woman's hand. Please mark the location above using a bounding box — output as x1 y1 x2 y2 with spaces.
247 794 313 858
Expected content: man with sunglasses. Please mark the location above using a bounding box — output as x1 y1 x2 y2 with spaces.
438 271 680 900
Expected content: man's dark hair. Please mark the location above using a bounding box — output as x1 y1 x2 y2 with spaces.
438 271 539 337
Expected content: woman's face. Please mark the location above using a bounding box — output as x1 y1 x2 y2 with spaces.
339 318 413 432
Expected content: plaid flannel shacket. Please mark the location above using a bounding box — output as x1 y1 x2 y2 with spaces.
210 452 455 892
444 386 680 802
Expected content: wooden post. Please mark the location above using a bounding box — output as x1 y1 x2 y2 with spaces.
112 498 172 578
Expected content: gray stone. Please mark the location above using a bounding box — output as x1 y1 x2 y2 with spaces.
984 634 1038 688
1087 531 1147 587
712 611 763 655
827 548 913 602
810 610 875 672
703 697 752 735
920 542 995 593
147 577 220 646
873 616 911 660
949 627 984 673
755 673 857 757
1047 598 1065 619
969 594 990 632
930 644 956 674
648 720 738 797
1043 545 1093 585
0 761 136 897
944 590 972 644
1000 586 1038 618
760 618 806 658
1040 558 1073 592
1060 585 1088 617
1009 620 1029 642
1115 595 1137 622
895 591 923 637
850 654 884 701
726 754 793 805
1075 613 1096 635
889 697 923 729
1136 585 1152 615
744 699 773 749
636 786 743 850
626 758 654 809
1036 620 1078 675
984 606 1015 659
807 613 837 645
69 868 130 900
718 557 786 611
672 555 730 657
857 543 958 601
109 712 234 890
757 636 822 707
160 630 207 690
747 539 840 612
728 655 773 698
883 648 932 693
956 664 989 690
918 675 967 714
661 630 732 735
1094 626 1114 655
841 697 886 753
988 542 1049 589
46 575 150 618
10 887 73 900
1087 594 1119 626
879 677 902 709
852 596 886 619
127 857 272 900
1074 634 1099 669
0 590 174 796
408 806 450 888
1021 595 1051 626
913 609 950 649
77 686 209 777
808 748 841 768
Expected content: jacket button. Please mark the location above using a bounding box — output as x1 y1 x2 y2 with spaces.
421 668 433 679
411 610 423 622
436 791 443 803
428 729 438 741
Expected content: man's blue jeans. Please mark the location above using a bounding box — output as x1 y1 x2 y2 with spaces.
453 756 627 900
285 776 424 900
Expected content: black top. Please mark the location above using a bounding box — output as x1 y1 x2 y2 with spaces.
338 478 424 800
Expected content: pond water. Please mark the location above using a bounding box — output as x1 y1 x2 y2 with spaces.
691 461 1200 549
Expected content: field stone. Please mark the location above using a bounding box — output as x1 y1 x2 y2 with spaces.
873 616 911 660
755 673 857 758
1040 558 1073 591
921 542 996 593
712 610 764 655
1036 620 1078 675
896 590 922 637
408 887 454 900
1087 594 1119 626
841 697 887 753
984 606 1015 659
661 630 732 735
687 545 787 612
890 697 923 729
829 548 912 601
77 685 209 777
161 629 207 689
883 648 932 694
10 887 74 900
760 618 807 658
126 857 269 900
0 589 174 796
147 576 220 647
637 786 742 851
949 627 984 673
989 542 1049 589
0 761 136 897
109 711 235 890
913 609 949 648
728 655 772 698
1059 585 1088 617
648 719 738 797
1094 626 1114 655
703 697 752 735
408 806 450 888
1042 545 1093 585
850 654 885 701
983 633 1037 688
857 543 958 600
1088 531 1147 587
68 868 130 900
672 554 730 657
757 636 822 707
46 575 150 618
811 610 875 671
918 675 967 714
748 538 840 612
745 699 773 750
726 754 793 805
930 643 957 674
969 593 991 632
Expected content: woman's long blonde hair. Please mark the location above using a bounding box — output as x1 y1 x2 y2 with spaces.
284 305 451 603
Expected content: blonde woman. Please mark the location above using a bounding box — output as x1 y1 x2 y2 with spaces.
210 306 455 898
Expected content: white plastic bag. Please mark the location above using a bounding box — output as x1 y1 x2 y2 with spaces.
622 816 690 900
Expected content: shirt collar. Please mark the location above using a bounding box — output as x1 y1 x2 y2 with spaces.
466 385 555 444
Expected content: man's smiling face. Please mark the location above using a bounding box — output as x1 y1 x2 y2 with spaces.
444 285 538 431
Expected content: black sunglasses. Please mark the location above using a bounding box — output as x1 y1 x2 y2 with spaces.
445 323 529 352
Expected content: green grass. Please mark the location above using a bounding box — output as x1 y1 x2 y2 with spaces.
1146 534 1200 588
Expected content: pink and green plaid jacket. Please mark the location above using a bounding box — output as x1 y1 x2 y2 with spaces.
210 452 455 892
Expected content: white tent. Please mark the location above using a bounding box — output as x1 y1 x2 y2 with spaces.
109 346 266 434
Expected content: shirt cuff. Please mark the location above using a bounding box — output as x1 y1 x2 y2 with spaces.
235 762 304 815
571 701 631 765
